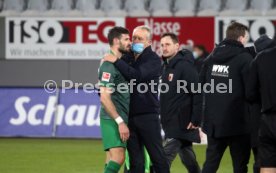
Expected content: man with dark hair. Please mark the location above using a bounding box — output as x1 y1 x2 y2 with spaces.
98 26 131 173
160 32 201 173
104 25 170 173
200 21 253 173
247 35 276 173
254 34 276 53
226 22 250 41
161 32 179 43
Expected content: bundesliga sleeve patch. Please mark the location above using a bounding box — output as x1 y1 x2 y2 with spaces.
168 73 174 81
102 72 111 82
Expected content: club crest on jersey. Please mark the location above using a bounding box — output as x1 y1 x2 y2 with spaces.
168 73 174 81
102 72 111 82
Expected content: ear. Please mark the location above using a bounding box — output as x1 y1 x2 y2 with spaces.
148 40 152 46
237 36 243 43
113 38 119 45
175 43 180 50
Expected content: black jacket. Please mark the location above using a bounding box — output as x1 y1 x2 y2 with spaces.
114 46 161 117
160 49 201 143
246 46 276 113
246 41 276 147
195 52 209 73
200 39 253 138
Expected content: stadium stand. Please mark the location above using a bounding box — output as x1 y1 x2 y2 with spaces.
219 0 248 16
149 0 173 16
0 0 24 16
51 0 73 11
1 0 276 17
45 0 82 17
75 0 105 17
174 0 196 16
125 0 150 17
267 0 276 16
100 0 127 17
197 0 221 16
0 0 3 12
21 0 49 16
244 0 273 16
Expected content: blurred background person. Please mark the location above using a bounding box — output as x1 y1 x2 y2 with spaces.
246 38 276 173
246 34 276 173
193 45 209 73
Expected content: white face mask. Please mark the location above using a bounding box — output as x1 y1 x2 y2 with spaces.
193 51 199 59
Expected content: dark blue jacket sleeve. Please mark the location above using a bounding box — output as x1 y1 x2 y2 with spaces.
114 55 161 82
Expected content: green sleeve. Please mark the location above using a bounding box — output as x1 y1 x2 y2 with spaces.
98 62 117 88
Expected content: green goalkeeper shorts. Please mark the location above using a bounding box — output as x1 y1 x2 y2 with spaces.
100 118 127 151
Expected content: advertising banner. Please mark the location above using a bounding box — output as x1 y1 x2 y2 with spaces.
55 89 101 138
4 17 215 59
126 17 215 55
0 88 56 137
5 17 276 59
0 88 208 142
5 17 125 59
0 88 101 138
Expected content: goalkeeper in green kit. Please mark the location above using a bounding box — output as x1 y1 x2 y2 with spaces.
98 26 131 173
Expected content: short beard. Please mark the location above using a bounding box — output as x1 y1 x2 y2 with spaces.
118 41 130 54
118 47 129 54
